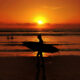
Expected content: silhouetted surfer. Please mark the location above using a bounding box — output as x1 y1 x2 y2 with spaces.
36 34 46 80
37 34 45 64
37 34 43 58
22 34 59 80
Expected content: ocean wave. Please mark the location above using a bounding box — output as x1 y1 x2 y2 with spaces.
0 49 80 52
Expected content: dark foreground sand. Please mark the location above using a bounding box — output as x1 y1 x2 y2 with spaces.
0 56 80 80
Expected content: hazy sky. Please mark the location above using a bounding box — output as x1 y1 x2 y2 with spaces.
0 0 80 23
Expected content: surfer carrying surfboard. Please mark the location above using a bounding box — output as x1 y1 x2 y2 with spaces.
36 34 46 80
22 34 59 80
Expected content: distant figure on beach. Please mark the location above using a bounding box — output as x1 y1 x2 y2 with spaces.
7 32 14 40
7 35 14 40
11 35 14 40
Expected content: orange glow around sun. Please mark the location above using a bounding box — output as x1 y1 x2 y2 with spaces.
34 16 47 29
34 16 46 25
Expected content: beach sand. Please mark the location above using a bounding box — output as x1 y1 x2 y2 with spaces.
0 56 80 80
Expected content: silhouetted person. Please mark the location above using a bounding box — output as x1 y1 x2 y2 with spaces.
37 34 43 59
7 35 9 40
36 34 46 80
7 33 14 40
38 34 43 43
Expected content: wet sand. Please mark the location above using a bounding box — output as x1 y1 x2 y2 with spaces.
0 56 80 80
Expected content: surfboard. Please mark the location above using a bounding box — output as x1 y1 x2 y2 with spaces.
22 42 59 53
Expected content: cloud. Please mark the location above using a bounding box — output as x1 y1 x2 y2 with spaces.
43 6 62 10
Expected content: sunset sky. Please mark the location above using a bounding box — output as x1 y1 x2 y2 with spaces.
0 0 80 24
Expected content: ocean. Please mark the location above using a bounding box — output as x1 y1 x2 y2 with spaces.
0 31 80 57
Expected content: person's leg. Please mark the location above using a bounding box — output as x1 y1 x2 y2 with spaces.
36 59 40 80
37 52 39 57
40 52 44 63
36 51 40 80
42 62 46 80
40 52 46 80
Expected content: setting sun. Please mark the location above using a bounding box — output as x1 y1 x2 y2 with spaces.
38 20 44 24
34 16 46 25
